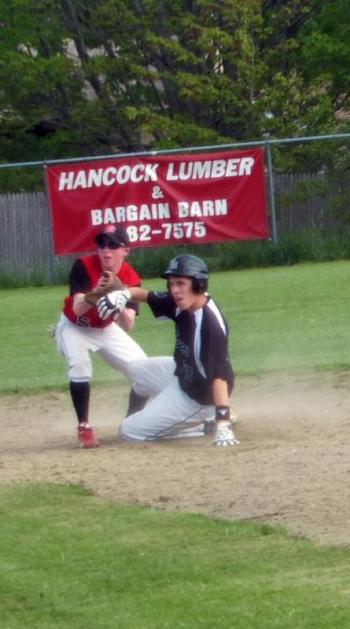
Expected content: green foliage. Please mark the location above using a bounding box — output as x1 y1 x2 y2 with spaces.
301 0 350 102
1 483 350 628
0 0 348 185
0 166 43 193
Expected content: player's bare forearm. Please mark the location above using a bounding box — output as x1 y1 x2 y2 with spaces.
116 307 136 331
73 293 93 316
127 287 149 302
212 378 230 409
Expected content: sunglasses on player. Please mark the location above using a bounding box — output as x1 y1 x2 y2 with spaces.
96 238 125 250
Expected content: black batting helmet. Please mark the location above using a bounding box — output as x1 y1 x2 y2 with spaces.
161 254 209 293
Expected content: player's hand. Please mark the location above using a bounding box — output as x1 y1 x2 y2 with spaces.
96 272 113 291
212 421 240 447
97 289 131 320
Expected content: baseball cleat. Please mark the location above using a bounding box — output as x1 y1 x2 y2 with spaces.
78 423 99 449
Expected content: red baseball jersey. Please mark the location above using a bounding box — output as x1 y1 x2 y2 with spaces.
63 254 141 328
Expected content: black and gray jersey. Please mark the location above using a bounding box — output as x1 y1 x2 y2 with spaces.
147 291 234 405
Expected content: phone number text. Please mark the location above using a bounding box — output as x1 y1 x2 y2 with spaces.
127 221 206 242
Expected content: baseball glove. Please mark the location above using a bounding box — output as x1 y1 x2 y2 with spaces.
84 271 125 306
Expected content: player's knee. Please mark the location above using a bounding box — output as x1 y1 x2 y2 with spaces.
119 418 134 441
119 417 146 442
68 358 92 381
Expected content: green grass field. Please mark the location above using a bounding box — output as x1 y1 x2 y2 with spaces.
1 260 350 627
0 260 349 393
1 483 350 629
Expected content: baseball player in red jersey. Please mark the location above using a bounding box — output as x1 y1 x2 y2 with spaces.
55 225 148 448
97 254 239 447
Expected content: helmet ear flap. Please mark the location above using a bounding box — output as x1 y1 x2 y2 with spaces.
192 278 208 294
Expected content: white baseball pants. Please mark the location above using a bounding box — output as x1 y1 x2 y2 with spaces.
120 357 214 441
55 314 147 391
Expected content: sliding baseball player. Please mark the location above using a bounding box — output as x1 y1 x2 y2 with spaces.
97 254 239 447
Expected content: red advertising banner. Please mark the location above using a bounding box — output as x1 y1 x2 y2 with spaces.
46 148 269 255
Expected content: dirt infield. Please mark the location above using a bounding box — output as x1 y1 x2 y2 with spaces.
1 372 350 547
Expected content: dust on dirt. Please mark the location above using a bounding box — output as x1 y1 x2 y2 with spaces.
1 372 350 546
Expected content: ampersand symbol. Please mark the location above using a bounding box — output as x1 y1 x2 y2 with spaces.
152 186 164 199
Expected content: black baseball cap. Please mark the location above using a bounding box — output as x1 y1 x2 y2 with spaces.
95 225 130 248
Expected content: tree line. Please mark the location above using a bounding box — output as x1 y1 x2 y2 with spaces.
0 0 349 190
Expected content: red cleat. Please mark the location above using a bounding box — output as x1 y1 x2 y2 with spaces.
78 423 99 449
